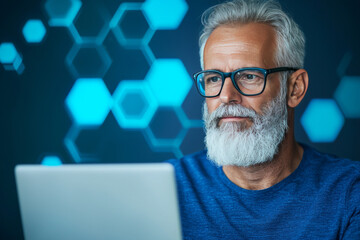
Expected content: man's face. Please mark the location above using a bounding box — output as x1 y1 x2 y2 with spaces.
203 23 282 128
202 23 289 167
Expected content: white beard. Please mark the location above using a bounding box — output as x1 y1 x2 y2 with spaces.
203 91 288 167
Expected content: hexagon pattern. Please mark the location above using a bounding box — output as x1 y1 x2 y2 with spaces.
10 0 357 164
66 78 112 126
334 76 360 118
45 0 82 27
301 99 345 142
22 19 47 43
143 0 188 30
146 59 192 106
112 80 158 129
41 155 62 166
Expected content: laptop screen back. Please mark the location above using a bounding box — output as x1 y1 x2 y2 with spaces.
15 163 182 240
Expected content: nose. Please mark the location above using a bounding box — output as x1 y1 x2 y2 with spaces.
219 77 242 104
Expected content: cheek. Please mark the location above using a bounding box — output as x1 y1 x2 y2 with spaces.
205 98 219 115
246 95 272 113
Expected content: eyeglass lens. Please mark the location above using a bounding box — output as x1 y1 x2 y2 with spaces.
197 69 265 96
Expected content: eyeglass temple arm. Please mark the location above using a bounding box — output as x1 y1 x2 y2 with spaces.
267 67 299 74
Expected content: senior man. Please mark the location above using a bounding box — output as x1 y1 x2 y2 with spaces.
168 0 360 239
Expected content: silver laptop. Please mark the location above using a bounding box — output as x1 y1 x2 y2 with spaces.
15 163 182 240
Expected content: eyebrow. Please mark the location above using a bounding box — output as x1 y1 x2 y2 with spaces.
205 67 262 72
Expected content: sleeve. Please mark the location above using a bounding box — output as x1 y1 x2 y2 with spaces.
342 171 360 239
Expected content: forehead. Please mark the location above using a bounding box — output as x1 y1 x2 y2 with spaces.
203 23 277 70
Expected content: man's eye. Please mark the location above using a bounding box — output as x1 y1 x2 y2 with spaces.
206 76 221 83
241 74 261 81
244 74 256 80
236 72 263 82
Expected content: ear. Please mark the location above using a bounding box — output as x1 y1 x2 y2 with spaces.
287 69 308 108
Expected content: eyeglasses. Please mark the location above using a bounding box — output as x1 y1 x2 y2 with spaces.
193 67 298 98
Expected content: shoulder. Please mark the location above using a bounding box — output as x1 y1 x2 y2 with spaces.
166 150 220 185
167 150 208 168
166 150 216 173
302 144 360 177
301 145 360 238
302 144 360 207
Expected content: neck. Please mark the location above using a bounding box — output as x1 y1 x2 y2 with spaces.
222 126 303 190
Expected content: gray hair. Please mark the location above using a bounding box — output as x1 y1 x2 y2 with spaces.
199 0 305 73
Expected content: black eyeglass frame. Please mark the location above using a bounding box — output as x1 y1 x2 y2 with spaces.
193 67 299 98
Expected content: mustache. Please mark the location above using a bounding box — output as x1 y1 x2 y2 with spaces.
205 103 258 129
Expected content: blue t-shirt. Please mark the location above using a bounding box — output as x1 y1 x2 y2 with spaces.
167 144 360 239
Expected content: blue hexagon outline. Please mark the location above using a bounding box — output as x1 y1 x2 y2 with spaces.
67 5 110 45
64 125 99 163
22 19 47 43
110 3 155 48
65 78 113 127
141 106 190 158
174 106 203 128
143 126 186 158
109 2 155 65
145 58 192 107
145 107 187 145
68 24 110 45
3 56 25 75
45 0 82 27
300 98 345 143
142 0 188 30
3 58 25 75
12 54 23 70
117 10 154 45
65 43 112 78
64 125 82 163
334 76 360 118
142 44 155 65
112 80 158 129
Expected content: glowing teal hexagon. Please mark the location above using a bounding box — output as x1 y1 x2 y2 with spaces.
301 99 344 142
45 0 82 27
66 78 112 126
120 92 148 116
41 155 62 166
146 59 191 106
22 19 47 43
334 76 360 118
0 43 18 64
0 42 24 74
142 0 188 30
112 80 158 129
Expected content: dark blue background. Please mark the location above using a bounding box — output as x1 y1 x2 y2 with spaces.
1 0 360 238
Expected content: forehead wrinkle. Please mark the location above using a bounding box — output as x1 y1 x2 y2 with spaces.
205 41 271 70
207 40 255 52
204 24 277 70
